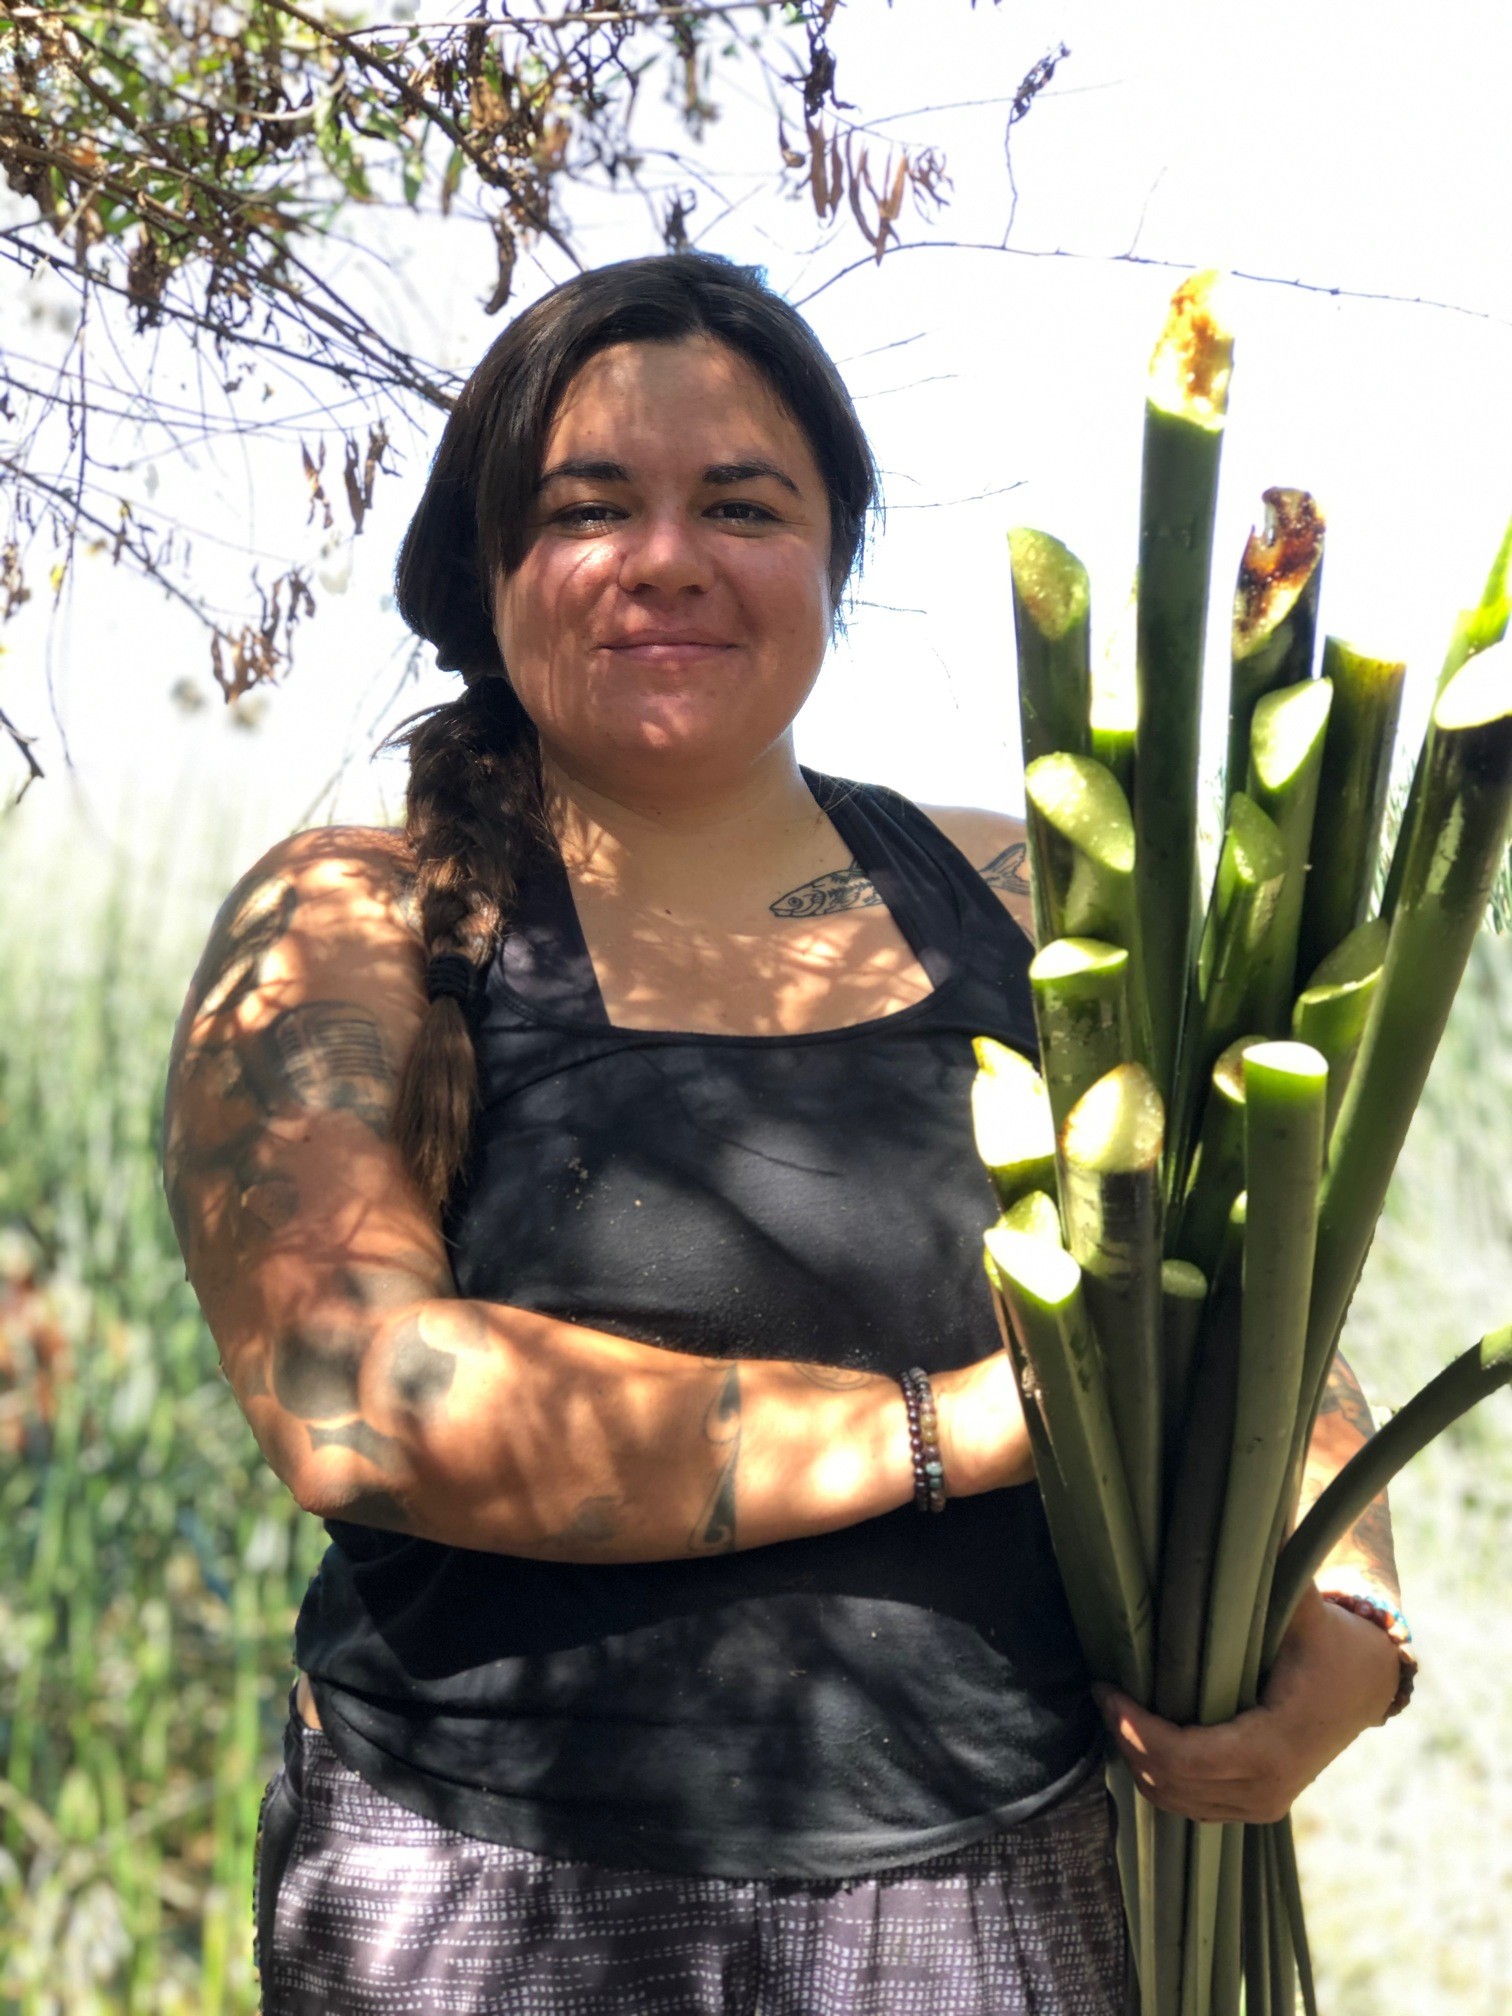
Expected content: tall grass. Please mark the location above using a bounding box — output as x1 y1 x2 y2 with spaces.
0 849 325 2016
0 828 1507 2013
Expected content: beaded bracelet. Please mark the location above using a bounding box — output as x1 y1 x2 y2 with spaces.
899 1367 947 1514
1319 1586 1418 1719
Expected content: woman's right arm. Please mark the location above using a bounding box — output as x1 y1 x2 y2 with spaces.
163 827 1030 1562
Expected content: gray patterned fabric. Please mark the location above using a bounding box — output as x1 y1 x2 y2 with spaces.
254 1719 1131 2015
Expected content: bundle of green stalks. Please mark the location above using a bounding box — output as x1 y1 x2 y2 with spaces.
981 271 1512 2016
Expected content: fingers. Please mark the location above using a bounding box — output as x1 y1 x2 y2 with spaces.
1092 1687 1299 1826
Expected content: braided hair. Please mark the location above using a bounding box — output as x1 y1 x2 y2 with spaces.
390 252 878 1212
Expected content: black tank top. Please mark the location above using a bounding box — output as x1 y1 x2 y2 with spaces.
295 770 1099 1879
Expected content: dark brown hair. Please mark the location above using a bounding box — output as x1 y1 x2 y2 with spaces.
390 251 879 1211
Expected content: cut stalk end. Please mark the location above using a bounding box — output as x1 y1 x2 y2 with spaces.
1148 270 1234 428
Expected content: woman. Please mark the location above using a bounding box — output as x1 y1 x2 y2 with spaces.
163 254 1409 2016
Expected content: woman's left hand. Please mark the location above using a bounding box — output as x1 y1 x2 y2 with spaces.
1093 1586 1402 1825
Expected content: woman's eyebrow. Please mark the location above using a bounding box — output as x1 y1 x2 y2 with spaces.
536 456 800 494
704 460 800 495
537 457 629 490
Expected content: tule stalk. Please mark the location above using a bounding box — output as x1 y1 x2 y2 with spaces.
1290 919 1388 1142
971 1036 1057 1210
1307 649 1512 1412
1030 937 1133 1139
1225 488 1326 809
1159 1258 1207 1485
1168 791 1287 1202
1243 677 1334 1032
1133 271 1235 1107
1024 753 1139 955
1380 511 1512 921
1059 1063 1166 1579
1198 1043 1327 1729
1295 639 1406 980
1265 1324 1512 1665
984 1225 1154 1698
1169 1036 1260 1277
1010 528 1093 768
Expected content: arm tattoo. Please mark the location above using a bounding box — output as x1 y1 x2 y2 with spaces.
309 1419 404 1471
386 1313 460 1415
163 1000 396 1259
690 1365 741 1554
1314 1352 1401 1603
273 1320 366 1419
977 840 1030 895
538 1495 628 1556
1318 1352 1377 1437
771 861 881 919
253 1004 394 1134
793 1363 881 1391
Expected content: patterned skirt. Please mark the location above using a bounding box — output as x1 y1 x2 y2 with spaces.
254 1708 1131 2016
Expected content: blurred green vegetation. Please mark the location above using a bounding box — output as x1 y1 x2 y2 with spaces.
0 856 325 2016
0 839 1507 2013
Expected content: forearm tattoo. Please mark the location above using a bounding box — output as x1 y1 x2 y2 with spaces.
690 1365 742 1554
162 850 450 1532
1313 1352 1401 1604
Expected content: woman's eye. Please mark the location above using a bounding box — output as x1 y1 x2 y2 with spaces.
555 502 621 527
708 500 776 523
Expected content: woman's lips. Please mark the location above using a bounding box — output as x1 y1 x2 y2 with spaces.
601 637 735 663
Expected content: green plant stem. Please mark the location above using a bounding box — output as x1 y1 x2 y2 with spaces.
1271 1818 1318 2016
1133 273 1234 1108
1169 1036 1258 1277
971 1035 1057 1209
1290 918 1388 1143
1011 527 1093 768
1199 1044 1326 1727
1296 638 1406 979
1380 510 1512 921
1059 1063 1166 1579
1155 1197 1244 1727
1225 487 1325 807
1265 1324 1512 1664
1030 937 1133 1138
985 1226 1154 1698
1307 650 1512 1416
1169 793 1286 1202
1243 677 1334 1032
1211 1824 1244 2016
1024 752 1139 954
1159 1258 1207 1487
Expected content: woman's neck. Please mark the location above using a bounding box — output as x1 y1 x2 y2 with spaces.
541 740 833 920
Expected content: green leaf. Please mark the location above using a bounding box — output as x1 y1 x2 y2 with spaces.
402 144 424 209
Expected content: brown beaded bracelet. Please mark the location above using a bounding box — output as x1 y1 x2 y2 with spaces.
899 1367 947 1513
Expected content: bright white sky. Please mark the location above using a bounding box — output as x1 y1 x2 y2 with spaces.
5 0 1512 908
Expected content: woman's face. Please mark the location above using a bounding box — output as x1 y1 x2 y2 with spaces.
492 335 835 803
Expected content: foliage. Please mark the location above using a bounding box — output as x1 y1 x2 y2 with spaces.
0 0 985 779
0 851 325 2014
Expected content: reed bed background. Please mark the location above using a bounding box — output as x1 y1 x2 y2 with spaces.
0 827 1507 2015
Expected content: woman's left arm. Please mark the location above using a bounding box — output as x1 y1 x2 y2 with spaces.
1097 1352 1405 1824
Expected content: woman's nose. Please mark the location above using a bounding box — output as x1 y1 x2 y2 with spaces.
617 510 714 597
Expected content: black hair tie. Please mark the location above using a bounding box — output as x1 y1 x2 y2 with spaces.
426 953 478 1012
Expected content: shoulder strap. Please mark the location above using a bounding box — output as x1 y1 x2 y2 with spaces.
802 767 1032 977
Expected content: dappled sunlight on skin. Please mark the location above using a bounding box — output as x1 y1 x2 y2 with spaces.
566 874 939 1036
